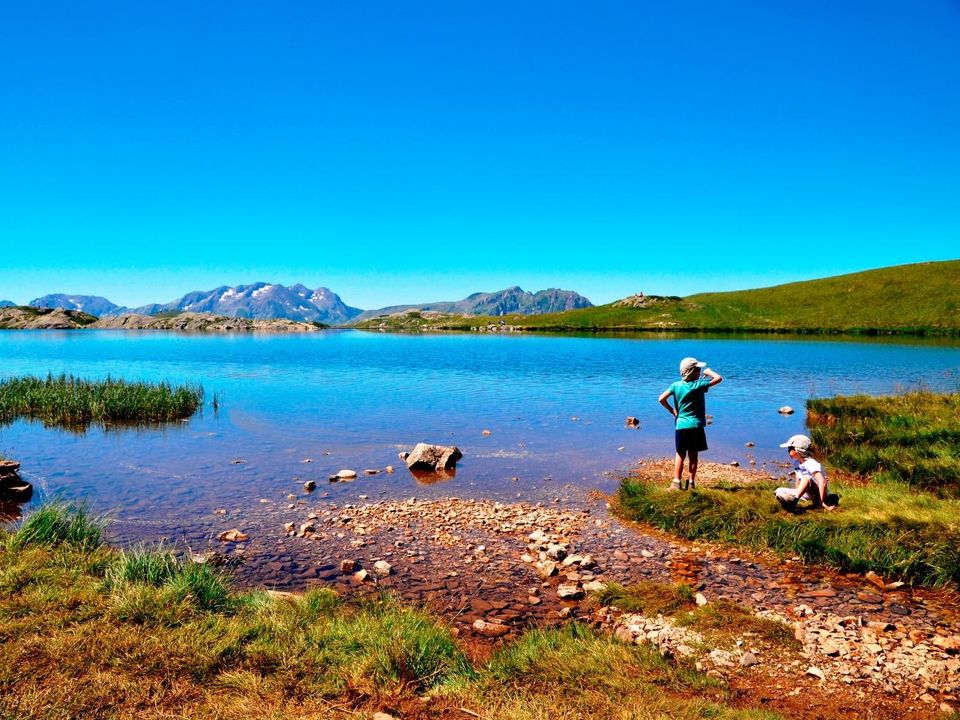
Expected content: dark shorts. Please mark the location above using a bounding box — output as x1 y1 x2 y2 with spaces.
675 427 708 455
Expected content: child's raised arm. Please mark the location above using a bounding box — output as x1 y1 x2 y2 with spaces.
703 367 723 387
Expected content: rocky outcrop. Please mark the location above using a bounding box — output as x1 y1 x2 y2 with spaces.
0 306 98 329
405 443 463 472
90 312 321 333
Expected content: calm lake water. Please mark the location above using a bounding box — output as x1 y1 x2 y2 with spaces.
1 330 958 546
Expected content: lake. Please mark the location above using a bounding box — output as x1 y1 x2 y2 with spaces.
1 330 958 549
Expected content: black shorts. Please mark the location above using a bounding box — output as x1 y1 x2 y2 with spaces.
675 427 707 455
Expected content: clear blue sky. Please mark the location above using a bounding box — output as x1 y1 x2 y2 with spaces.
2 1 958 310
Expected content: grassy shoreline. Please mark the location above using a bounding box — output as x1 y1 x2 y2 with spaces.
0 503 781 720
616 392 960 588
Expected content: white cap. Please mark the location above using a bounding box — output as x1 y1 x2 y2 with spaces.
779 434 812 452
679 357 706 378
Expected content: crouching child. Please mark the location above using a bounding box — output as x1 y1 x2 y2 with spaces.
775 434 836 510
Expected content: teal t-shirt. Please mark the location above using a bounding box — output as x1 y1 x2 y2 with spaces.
668 378 711 430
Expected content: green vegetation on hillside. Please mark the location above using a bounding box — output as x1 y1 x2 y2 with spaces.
356 260 960 335
0 504 781 720
616 391 960 587
0 374 204 428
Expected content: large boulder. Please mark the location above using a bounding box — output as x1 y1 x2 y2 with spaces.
405 443 462 472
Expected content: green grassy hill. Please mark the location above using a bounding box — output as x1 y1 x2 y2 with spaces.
356 260 960 335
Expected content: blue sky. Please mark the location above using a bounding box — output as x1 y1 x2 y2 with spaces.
1 1 958 310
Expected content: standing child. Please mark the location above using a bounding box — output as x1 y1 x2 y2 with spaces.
775 434 835 510
658 357 723 490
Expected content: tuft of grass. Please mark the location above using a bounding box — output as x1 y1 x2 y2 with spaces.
0 373 204 429
676 599 799 648
12 501 105 551
463 623 778 720
592 580 695 615
808 392 960 495
616 478 960 587
107 544 232 614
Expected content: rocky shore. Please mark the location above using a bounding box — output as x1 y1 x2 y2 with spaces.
0 306 321 332
197 459 959 717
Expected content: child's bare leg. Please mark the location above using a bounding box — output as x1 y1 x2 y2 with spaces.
688 451 699 489
671 453 685 490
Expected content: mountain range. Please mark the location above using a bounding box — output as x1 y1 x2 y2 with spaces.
17 284 593 324
351 286 593 321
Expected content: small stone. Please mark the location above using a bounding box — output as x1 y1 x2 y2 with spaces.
730 461 740 467
778 406 794 415
528 595 542 605
218 529 248 542
340 559 358 573
337 469 357 479
373 713 398 720
557 583 583 599
625 416 640 427
583 580 607 593
695 593 708 606
473 619 509 637
385 465 394 473
282 522 295 533
865 570 886 590
546 543 567 561
740 652 759 667
354 569 370 582
558 606 572 618
640 549 654 558
820 641 842 657
364 469 379 475
932 635 960 654
482 429 492 436
806 666 825 680
535 561 558 579
745 442 755 448
373 560 392 577
613 550 629 561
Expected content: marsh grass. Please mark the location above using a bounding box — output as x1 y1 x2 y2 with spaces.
0 505 783 720
808 392 960 495
0 373 204 428
11 501 105 551
616 478 960 587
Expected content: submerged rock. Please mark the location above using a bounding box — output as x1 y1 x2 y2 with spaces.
218 529 249 542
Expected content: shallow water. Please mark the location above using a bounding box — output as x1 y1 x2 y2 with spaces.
1 329 958 545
